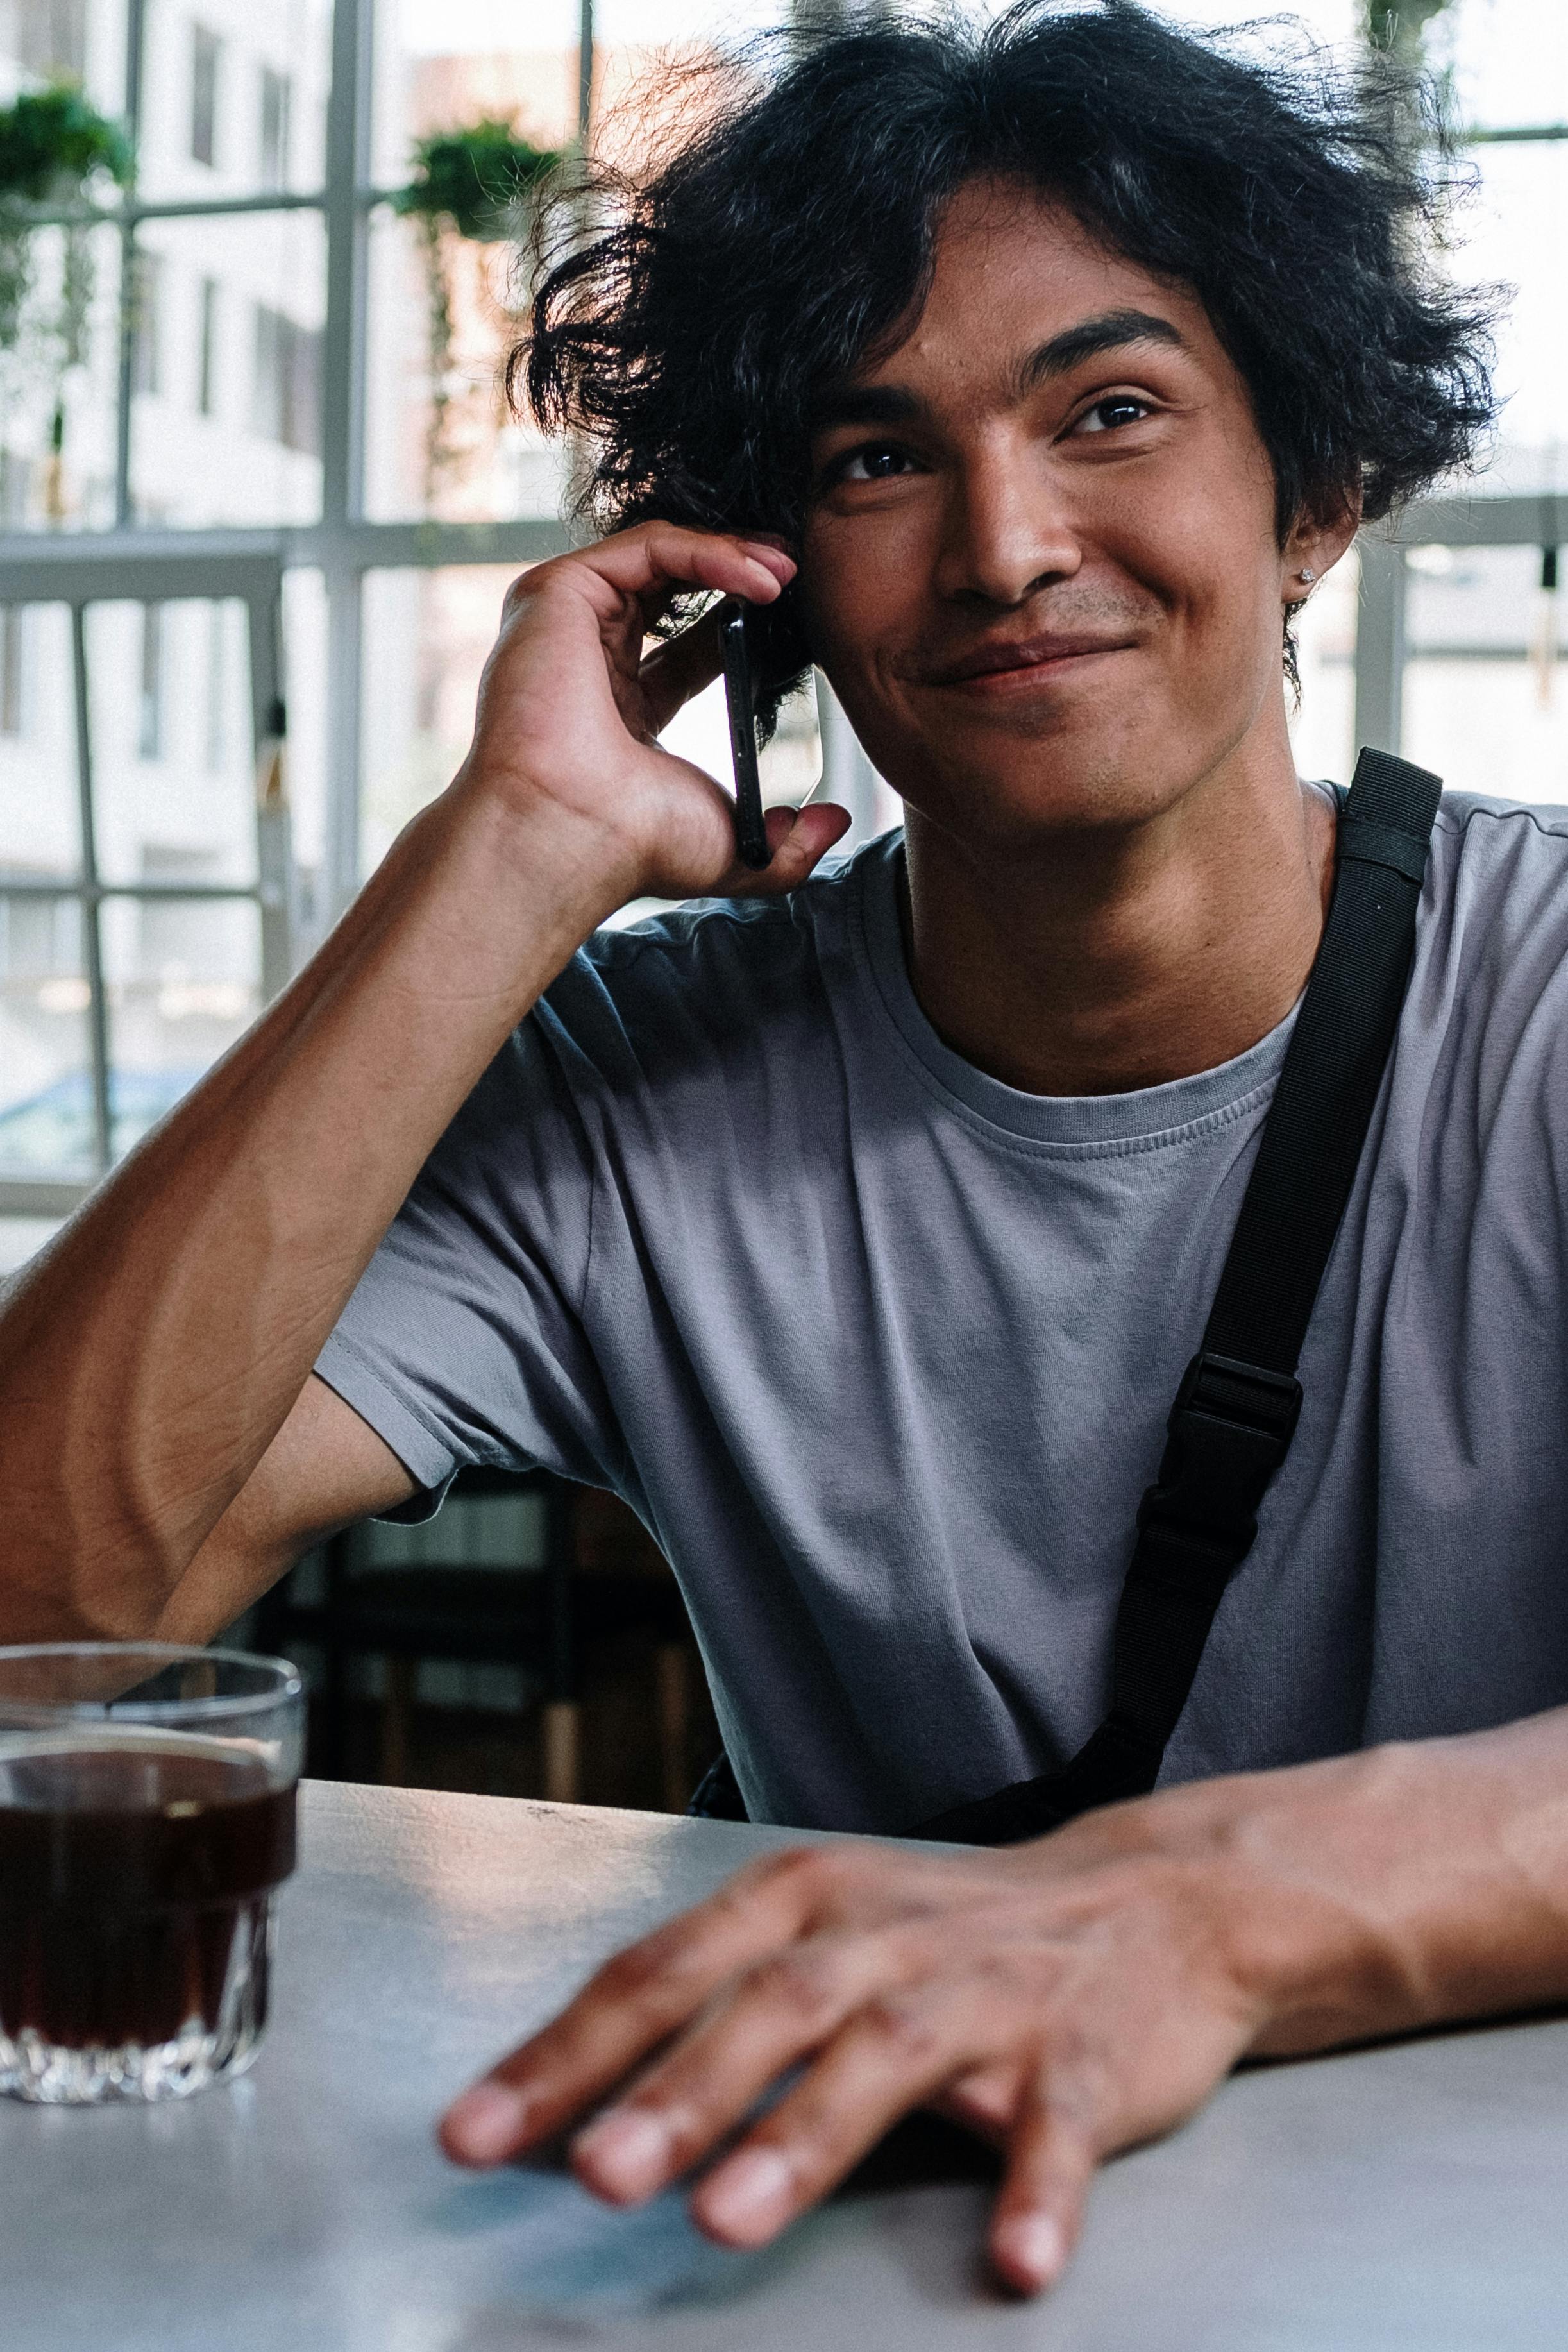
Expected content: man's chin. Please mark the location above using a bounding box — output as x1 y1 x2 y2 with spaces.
897 743 1195 850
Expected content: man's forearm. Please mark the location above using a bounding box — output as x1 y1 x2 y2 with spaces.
1133 1707 1568 2055
0 781 628 1643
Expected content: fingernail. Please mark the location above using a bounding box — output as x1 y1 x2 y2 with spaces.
441 2081 531 2165
697 2147 795 2244
992 2212 1065 2291
571 2107 675 2201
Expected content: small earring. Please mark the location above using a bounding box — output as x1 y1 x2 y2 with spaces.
1297 567 1315 584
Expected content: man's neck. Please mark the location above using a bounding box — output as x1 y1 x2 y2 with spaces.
900 732 1336 1098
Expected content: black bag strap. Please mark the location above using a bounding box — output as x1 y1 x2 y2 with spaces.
911 747 1442 1847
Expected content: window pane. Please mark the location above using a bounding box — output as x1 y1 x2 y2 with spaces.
101 893 262 1155
0 893 94 1178
1403 543 1568 806
0 1219 63 1277
0 0 130 114
1288 546 1358 789
1442 0 1568 139
137 0 330 198
130 212 326 525
360 565 514 875
0 221 123 534
276 566 328 947
86 598 258 887
1443 137 1568 497
367 0 582 523
0 605 81 881
371 0 577 189
362 208 569 525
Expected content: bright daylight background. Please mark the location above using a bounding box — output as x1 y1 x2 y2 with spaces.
0 0 1564 1273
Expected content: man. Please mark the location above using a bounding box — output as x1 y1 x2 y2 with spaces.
3 0 1564 2301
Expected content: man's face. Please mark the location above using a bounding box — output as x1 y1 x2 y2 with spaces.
798 177 1344 849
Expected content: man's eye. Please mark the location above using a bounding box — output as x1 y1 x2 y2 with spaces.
838 443 915 482
1073 396 1152 436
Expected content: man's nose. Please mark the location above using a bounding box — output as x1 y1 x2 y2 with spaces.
935 441 1082 609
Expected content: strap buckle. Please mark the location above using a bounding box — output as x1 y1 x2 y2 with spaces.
1134 1349 1302 1570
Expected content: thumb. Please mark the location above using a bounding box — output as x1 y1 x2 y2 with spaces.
725 802 853 898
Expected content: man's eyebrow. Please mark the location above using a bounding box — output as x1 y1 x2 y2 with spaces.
806 382 925 433
807 308 1190 436
1018 307 1189 391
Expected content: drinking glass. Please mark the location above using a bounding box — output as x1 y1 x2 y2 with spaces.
0 1643 303 2104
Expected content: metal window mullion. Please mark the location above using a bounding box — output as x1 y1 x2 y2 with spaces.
1354 534 1408 759
578 0 594 146
246 582 295 995
321 0 374 924
70 605 114 1175
0 881 268 901
113 0 149 530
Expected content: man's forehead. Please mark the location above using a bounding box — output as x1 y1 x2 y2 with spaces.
811 179 1212 418
809 308 1195 431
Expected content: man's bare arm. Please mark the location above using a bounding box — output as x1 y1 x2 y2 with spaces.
151 1375 416 1646
0 526 847 1645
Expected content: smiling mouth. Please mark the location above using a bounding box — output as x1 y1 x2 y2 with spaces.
929 636 1137 686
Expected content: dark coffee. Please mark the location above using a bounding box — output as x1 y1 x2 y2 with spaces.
0 1741 296 2052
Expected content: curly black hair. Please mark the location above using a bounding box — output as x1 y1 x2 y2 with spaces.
520 0 1497 720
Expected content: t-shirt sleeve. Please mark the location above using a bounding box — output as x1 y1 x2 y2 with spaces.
313 1008 623 1516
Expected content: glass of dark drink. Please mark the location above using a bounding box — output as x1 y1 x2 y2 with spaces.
0 1643 303 2105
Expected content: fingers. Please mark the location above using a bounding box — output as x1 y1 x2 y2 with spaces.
686 1984 1020 2258
935 2058 1025 2142
514 523 794 630
686 1981 1011 2249
439 1846 839 2168
569 1922 935 2207
986 2065 1106 2296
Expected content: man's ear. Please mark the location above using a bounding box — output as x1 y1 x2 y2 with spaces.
1286 491 1362 586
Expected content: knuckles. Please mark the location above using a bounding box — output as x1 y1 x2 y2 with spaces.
741 1948 844 2024
852 1990 947 2067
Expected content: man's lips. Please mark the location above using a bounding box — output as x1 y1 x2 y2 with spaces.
927 633 1138 685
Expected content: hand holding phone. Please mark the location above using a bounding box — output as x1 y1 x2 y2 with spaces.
718 600 772 870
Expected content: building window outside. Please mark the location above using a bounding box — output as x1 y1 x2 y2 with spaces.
12 0 87 78
197 278 219 418
0 607 24 738
0 450 28 529
131 251 163 398
259 67 291 190
191 24 221 168
138 604 164 762
251 305 321 454
205 601 226 772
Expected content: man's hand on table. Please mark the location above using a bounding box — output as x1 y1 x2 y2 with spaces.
438 1727 1568 2296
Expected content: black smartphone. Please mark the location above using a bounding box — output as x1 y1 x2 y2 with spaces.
718 600 771 870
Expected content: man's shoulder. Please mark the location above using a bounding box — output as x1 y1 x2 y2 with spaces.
533 831 897 1075
1433 787 1568 859
1427 788 1568 943
568 834 891 1002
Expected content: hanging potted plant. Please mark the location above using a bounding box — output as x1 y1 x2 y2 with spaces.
0 85 132 521
392 119 561 501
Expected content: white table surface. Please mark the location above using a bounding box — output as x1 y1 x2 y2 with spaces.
3 1777 1567 2351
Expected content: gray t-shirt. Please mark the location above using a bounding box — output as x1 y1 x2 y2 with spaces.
316 792 1568 1832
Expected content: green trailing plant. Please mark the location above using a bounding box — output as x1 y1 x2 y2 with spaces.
393 120 561 496
0 85 132 516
